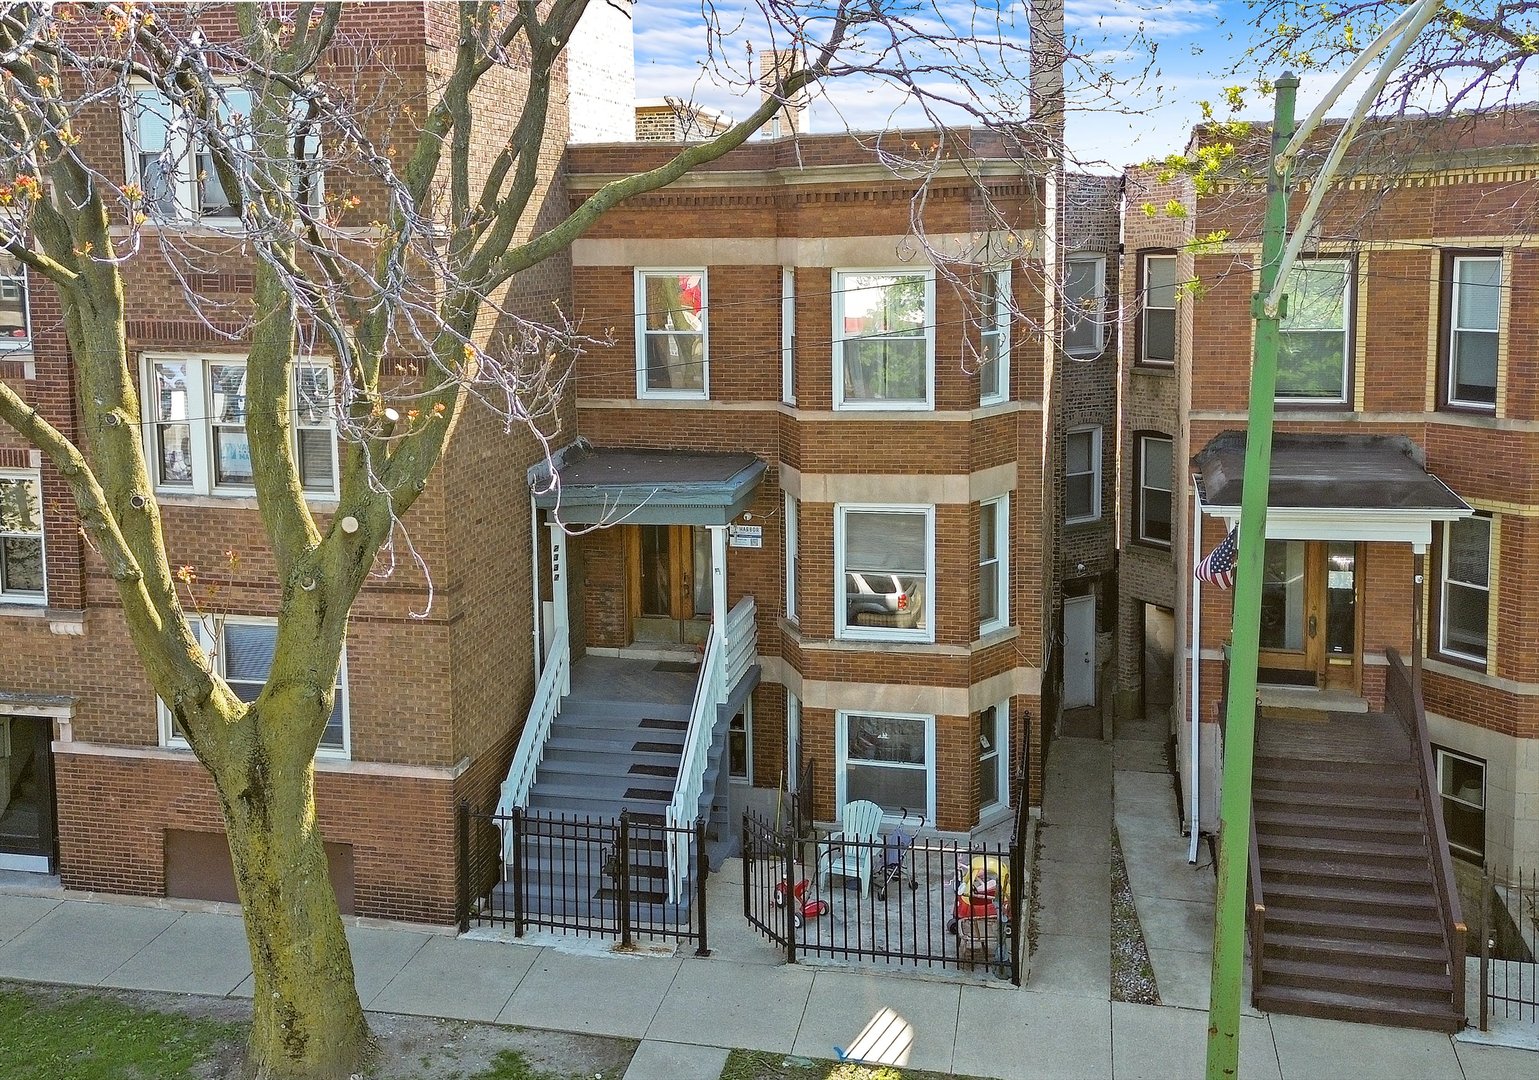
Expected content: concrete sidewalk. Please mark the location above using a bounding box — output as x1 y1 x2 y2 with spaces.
0 880 1533 1079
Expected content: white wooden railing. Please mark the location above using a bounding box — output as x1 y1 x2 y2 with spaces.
497 629 570 863
665 595 756 902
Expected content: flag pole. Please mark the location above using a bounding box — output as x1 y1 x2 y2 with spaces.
1204 73 1297 1080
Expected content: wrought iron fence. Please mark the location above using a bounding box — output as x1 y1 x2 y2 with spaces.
458 804 709 952
741 808 1022 983
1478 865 1537 1029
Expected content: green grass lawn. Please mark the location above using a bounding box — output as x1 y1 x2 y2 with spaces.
721 1048 988 1080
0 985 241 1080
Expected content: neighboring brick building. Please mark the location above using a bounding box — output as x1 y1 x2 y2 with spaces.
1132 111 1539 873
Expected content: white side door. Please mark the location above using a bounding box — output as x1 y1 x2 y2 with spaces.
1063 595 1096 709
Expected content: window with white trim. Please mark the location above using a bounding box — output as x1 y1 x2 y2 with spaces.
1063 254 1106 357
979 495 1008 635
838 711 934 820
635 269 707 398
1439 515 1491 664
1136 434 1172 547
784 491 799 624
787 690 801 791
1446 255 1500 409
836 505 933 642
781 267 796 405
1435 746 1485 861
978 701 1009 814
833 269 934 409
0 471 45 603
144 355 338 497
1066 426 1101 524
1139 253 1177 365
159 617 349 755
1277 258 1351 402
0 255 29 350
979 267 1010 404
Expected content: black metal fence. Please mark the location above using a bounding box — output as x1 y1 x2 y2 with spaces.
742 808 1023 983
458 804 709 953
1477 865 1537 1029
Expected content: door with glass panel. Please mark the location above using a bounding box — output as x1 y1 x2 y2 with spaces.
1257 540 1360 691
0 716 55 872
627 525 711 644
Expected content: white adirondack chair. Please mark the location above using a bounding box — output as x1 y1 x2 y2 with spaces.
817 799 885 897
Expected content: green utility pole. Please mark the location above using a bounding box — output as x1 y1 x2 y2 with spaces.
1204 73 1298 1080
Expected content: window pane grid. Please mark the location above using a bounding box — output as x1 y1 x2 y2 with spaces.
1066 428 1099 522
1277 259 1350 401
1140 255 1177 364
839 506 931 639
0 475 44 598
836 272 931 407
638 272 706 395
1440 517 1490 662
1138 436 1173 545
1449 257 1500 408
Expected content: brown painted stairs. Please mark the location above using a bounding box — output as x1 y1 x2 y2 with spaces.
1251 711 1464 1032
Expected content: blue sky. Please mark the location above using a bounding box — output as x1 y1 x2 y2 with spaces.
630 1 1361 169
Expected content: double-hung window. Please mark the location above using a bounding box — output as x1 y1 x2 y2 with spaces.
836 505 933 642
1136 434 1173 547
0 471 45 603
978 702 1009 814
0 255 29 350
1439 515 1491 665
160 617 349 755
838 711 934 820
1277 259 1351 402
1066 426 1101 524
1444 254 1500 410
781 267 796 405
833 269 934 409
1435 747 1485 861
145 355 338 497
1139 253 1177 365
784 491 799 624
979 267 1010 404
635 269 707 398
1063 254 1105 357
979 496 1009 635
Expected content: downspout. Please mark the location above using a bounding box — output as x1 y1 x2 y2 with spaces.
1189 483 1203 864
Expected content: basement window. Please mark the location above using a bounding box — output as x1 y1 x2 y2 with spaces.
1435 747 1485 862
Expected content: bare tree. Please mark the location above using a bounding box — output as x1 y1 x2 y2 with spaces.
0 2 1143 1077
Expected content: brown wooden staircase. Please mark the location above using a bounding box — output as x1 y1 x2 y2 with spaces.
1245 650 1466 1032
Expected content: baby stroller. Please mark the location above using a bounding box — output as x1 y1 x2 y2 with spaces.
874 809 924 902
948 853 1011 966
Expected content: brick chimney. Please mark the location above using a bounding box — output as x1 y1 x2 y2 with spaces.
758 49 809 138
1027 0 1066 163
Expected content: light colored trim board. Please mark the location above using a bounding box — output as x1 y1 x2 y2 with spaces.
53 740 469 780
574 232 1044 269
780 464 1016 506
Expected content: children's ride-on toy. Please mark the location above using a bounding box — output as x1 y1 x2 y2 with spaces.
774 876 829 928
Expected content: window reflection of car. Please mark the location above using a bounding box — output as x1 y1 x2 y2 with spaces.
845 572 923 629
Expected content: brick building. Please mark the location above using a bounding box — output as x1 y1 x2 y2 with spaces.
1118 111 1539 1026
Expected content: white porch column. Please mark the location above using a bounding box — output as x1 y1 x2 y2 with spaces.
711 525 728 632
547 522 570 692
1189 485 1204 864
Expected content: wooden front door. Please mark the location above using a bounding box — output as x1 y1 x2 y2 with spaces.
628 525 710 643
1257 540 1361 691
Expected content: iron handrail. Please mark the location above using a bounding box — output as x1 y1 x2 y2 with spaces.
1248 805 1266 998
496 628 570 861
1385 646 1467 1021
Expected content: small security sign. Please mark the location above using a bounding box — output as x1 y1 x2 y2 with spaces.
728 523 762 549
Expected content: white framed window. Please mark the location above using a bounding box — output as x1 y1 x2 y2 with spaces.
1063 254 1106 357
978 701 1010 815
143 354 338 498
1065 426 1102 524
979 495 1009 635
1439 515 1491 664
832 269 934 410
635 269 708 399
159 616 349 756
0 471 45 604
1139 253 1177 365
1446 255 1500 410
786 690 801 791
837 710 935 821
1435 746 1485 861
781 267 796 405
979 266 1010 405
1136 434 1173 547
836 504 933 643
784 491 799 624
0 256 29 350
1277 258 1351 402
729 705 752 782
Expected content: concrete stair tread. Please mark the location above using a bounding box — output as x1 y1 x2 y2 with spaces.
557 697 692 723
537 755 681 779
530 776 675 801
525 794 668 818
545 729 686 753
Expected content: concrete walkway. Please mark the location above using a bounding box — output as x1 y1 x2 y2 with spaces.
2 727 1536 1080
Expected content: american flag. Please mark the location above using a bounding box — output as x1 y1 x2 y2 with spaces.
1195 526 1239 590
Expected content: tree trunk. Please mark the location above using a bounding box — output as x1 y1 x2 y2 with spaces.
214 715 370 1080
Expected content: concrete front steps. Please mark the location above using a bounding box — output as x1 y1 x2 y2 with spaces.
1251 713 1463 1033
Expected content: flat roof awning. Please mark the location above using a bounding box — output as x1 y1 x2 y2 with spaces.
1193 432 1470 547
529 444 768 527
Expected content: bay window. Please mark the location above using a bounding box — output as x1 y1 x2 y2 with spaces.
833 270 934 409
836 505 933 642
838 711 934 820
635 269 708 398
1277 259 1352 402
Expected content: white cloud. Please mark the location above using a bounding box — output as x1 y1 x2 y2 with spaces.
1064 0 1221 38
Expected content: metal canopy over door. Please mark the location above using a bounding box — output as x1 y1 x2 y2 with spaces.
1063 595 1097 709
628 524 711 644
0 716 56 873
1258 540 1360 690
